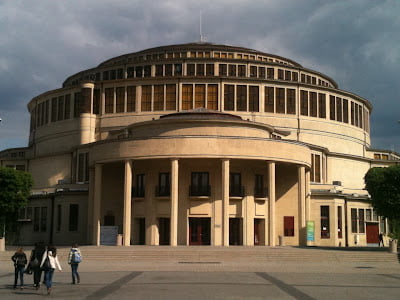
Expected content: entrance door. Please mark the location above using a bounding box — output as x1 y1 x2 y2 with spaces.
366 223 379 244
189 217 211 245
159 218 170 245
137 218 146 245
229 218 242 245
254 219 264 245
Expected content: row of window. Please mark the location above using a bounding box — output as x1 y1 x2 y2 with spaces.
132 172 267 198
68 62 332 89
32 84 369 133
19 204 79 232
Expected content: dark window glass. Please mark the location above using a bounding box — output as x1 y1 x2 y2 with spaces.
93 90 100 115
33 207 40 232
338 206 343 239
318 94 326 118
321 206 330 238
343 99 349 123
206 64 214 76
134 174 145 198
238 65 246 77
219 64 227 76
73 92 82 118
230 173 243 197
207 84 218 110
250 66 257 77
190 172 210 196
143 65 151 77
103 71 109 80
228 65 236 76
292 72 298 81
182 84 193 110
155 65 163 76
351 208 357 233
224 84 234 111
358 209 365 233
310 92 317 117
196 64 204 76
187 64 195 76
165 64 173 76
276 88 285 114
154 85 164 111
300 90 308 116
265 87 274 113
57 204 62 231
105 88 114 114
285 70 291 81
65 94 71 119
336 97 342 122
69 204 79 231
330 96 336 120
127 67 134 78
249 86 259 112
141 85 152 111
278 69 284 80
267 68 274 79
117 68 123 79
51 97 57 122
195 84 206 109
127 86 136 112
116 87 125 113
236 85 247 111
40 207 47 232
166 84 176 110
258 67 265 78
110 70 116 80
157 173 170 197
254 174 265 198
174 64 182 76
287 89 296 114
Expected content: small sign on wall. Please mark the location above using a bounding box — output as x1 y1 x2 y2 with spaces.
100 226 118 245
307 221 315 242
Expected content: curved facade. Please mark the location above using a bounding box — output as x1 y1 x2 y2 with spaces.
1 42 398 247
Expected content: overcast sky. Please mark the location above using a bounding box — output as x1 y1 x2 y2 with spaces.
0 0 399 152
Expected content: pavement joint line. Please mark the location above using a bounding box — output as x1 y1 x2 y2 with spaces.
255 272 316 300
378 274 400 281
85 271 142 300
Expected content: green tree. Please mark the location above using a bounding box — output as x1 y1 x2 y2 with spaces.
364 165 400 239
0 167 33 237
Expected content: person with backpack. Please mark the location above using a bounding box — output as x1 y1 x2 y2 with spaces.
29 242 46 289
11 247 28 289
40 245 62 295
68 243 82 284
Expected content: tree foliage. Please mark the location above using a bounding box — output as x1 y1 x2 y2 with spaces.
364 165 400 220
0 167 33 225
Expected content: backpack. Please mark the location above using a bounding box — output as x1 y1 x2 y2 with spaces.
14 254 27 267
71 249 82 263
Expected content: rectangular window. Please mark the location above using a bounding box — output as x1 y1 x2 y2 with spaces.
165 64 172 76
265 87 274 113
311 154 321 183
157 173 170 197
258 67 265 78
330 96 336 120
278 69 284 80
219 64 227 76
134 174 145 197
57 204 62 232
127 67 134 78
33 207 40 232
187 64 195 76
318 93 326 118
351 208 357 233
254 174 265 198
249 86 259 112
292 72 298 81
141 85 152 111
228 64 236 77
155 64 163 76
366 209 372 221
229 173 243 197
267 68 274 79
336 97 342 122
51 97 57 122
195 84 206 109
321 206 330 238
45 100 49 124
338 206 343 238
358 209 365 233
206 64 214 76
300 90 308 116
343 99 349 123
135 66 143 77
358 105 363 128
276 88 285 114
93 90 100 115
287 89 296 114
166 84 176 110
116 87 125 113
250 66 257 77
190 172 210 196
354 103 359 127
154 85 164 111
238 65 246 77
207 84 218 110
127 86 136 112
182 84 193 110
77 153 85 183
74 92 82 118
105 88 114 114
224 84 234 111
40 207 47 232
110 69 116 80
174 64 182 76
285 70 291 81
284 216 295 237
351 102 355 125
69 204 79 231
236 85 247 111
196 64 204 76
309 92 317 117
63 94 70 119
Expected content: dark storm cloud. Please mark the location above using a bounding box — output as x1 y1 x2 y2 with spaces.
0 0 399 152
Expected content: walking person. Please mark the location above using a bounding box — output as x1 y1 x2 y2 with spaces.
11 247 28 289
29 242 46 289
379 233 385 247
68 243 82 284
40 245 62 295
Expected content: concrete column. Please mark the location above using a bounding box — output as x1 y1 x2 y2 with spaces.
123 160 132 246
268 162 276 246
92 163 102 246
170 159 179 246
298 166 306 245
222 159 230 246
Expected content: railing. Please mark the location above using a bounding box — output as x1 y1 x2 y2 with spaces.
155 186 170 197
189 185 211 197
132 187 145 198
230 186 245 198
254 187 269 198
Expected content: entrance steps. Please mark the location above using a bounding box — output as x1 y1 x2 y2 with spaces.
0 246 398 264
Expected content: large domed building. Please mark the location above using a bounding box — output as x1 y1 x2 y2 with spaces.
1 42 398 247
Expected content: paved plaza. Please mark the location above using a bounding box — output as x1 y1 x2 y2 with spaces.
0 247 399 299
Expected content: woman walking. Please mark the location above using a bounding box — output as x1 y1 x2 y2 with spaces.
11 247 28 289
68 243 82 284
40 245 62 295
29 242 46 289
